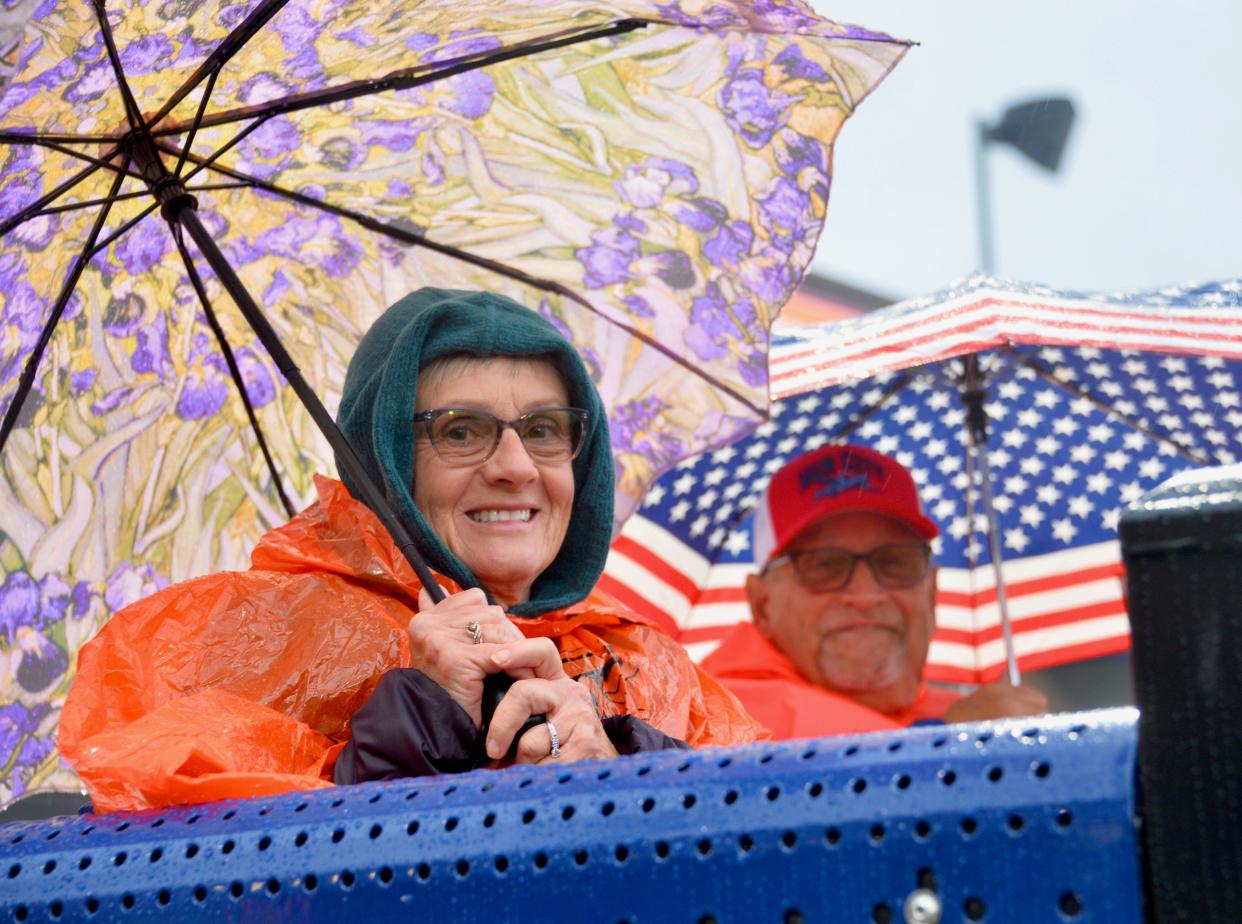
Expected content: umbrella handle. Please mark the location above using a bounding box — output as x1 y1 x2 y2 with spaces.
478 676 546 766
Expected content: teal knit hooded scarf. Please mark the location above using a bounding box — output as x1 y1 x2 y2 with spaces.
335 288 615 617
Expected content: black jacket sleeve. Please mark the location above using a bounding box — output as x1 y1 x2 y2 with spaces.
601 715 693 754
333 669 477 784
334 668 691 785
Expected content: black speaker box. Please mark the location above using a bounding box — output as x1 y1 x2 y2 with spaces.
1120 467 1242 923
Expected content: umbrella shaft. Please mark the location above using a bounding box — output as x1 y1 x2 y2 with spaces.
170 202 446 603
961 355 1020 684
971 442 1021 686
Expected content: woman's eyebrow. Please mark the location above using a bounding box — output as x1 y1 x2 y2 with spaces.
517 399 573 412
422 398 570 414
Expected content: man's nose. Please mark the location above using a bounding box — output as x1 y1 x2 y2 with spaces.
482 427 538 482
836 557 886 600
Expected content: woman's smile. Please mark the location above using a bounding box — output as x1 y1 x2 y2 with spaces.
467 507 535 523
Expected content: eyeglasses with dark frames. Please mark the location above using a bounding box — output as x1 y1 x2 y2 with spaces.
413 407 589 466
765 543 932 592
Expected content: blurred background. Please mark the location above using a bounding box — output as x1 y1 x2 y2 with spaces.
778 0 1242 711
807 0 1242 300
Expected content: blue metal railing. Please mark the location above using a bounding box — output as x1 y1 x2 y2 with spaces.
0 708 1142 923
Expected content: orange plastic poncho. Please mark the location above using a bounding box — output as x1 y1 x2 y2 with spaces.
59 476 766 813
700 622 960 740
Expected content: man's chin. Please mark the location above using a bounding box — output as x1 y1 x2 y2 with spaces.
817 658 908 702
818 629 902 672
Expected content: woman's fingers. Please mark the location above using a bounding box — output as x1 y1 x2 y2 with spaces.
485 678 566 760
484 674 620 764
490 637 565 681
417 585 485 612
513 720 561 765
414 586 524 644
405 586 533 725
501 680 620 765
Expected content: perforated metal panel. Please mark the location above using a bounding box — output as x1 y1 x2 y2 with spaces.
0 709 1142 923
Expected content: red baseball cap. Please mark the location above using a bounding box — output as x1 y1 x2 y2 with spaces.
751 443 940 567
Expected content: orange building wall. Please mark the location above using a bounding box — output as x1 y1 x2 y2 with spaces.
777 288 867 326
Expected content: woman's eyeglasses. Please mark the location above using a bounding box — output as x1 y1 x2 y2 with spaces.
765 544 932 592
413 407 589 466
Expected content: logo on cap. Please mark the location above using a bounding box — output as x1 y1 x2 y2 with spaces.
798 453 885 500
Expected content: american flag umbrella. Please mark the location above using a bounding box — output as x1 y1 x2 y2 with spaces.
600 275 1242 684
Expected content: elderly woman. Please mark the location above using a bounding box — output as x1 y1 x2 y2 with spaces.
59 289 764 812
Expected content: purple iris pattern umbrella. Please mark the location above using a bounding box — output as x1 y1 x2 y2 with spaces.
0 1 909 805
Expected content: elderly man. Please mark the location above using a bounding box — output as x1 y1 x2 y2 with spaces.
701 444 1047 738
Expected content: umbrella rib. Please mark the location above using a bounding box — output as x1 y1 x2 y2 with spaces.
151 112 270 192
146 0 291 129
0 135 145 179
85 201 159 261
172 67 219 179
149 19 649 137
157 142 766 417
32 182 252 218
1006 346 1212 465
0 142 140 238
169 222 298 519
32 188 151 216
0 130 126 144
91 0 148 137
827 371 915 442
0 155 130 453
185 181 254 193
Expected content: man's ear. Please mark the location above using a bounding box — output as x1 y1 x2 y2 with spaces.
746 572 773 638
926 565 939 630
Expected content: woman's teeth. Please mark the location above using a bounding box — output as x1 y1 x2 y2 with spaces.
469 509 533 523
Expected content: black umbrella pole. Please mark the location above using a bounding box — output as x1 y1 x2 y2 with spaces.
962 357 1020 685
968 439 1021 686
172 204 446 604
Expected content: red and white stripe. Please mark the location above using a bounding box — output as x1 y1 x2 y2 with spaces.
770 289 1242 397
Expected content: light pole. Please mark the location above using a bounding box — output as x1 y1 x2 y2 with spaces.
975 97 1076 273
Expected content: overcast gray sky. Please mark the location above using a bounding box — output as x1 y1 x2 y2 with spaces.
808 1 1242 301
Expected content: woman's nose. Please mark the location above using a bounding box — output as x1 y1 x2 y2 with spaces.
482 427 538 482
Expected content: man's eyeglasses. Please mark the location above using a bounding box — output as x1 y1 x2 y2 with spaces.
765 544 932 592
413 407 589 466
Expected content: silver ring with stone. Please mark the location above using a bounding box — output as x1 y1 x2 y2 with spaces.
546 719 561 758
467 621 483 645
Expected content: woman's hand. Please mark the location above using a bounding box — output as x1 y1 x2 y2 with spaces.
408 586 532 727
483 639 620 765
